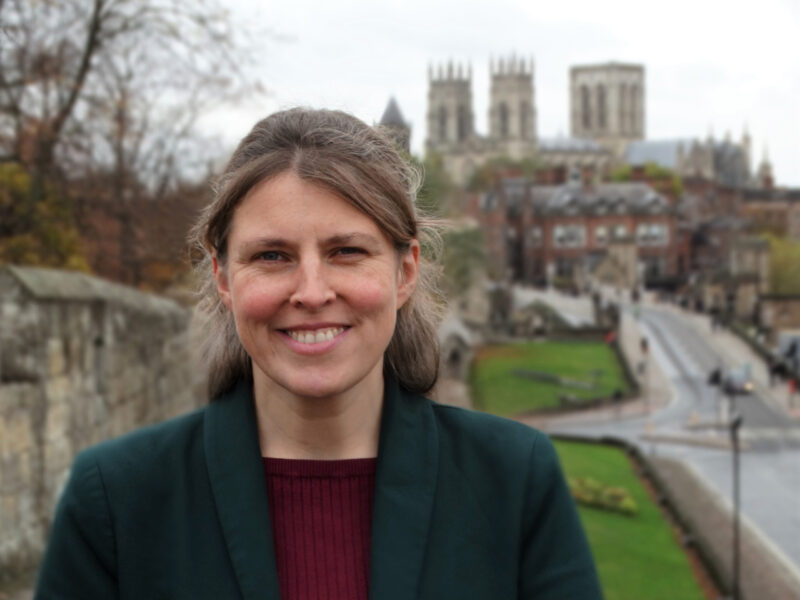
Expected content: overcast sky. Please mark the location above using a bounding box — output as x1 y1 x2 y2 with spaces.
207 0 800 186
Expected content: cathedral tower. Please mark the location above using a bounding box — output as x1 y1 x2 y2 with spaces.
488 55 537 158
425 62 474 152
570 62 645 157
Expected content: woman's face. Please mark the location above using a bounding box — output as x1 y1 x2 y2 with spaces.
214 171 419 401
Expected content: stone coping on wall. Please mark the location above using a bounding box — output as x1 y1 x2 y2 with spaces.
2 266 185 316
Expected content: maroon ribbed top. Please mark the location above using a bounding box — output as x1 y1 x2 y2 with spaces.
263 457 377 600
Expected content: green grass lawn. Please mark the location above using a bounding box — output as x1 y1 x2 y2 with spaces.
554 440 706 600
470 340 629 416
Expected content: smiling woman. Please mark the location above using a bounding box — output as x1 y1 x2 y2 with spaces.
35 108 602 600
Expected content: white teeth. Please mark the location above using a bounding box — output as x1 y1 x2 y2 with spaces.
287 327 345 344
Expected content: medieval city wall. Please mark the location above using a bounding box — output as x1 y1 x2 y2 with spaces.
0 267 205 579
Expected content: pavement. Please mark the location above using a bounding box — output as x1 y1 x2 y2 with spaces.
651 456 800 600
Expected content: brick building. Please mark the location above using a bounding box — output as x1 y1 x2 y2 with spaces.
739 188 800 240
471 178 678 288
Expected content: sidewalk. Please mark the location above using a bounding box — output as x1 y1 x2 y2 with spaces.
656 302 800 421
651 456 800 600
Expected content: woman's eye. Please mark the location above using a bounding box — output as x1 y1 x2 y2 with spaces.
335 247 365 257
257 251 284 262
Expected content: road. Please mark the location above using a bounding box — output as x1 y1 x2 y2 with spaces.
547 303 800 572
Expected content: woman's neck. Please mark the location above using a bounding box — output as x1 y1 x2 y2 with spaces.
252 365 384 460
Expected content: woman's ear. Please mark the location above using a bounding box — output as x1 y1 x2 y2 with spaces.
396 240 420 309
212 253 232 310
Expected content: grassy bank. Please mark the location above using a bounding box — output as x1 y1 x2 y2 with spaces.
470 340 628 416
553 440 706 600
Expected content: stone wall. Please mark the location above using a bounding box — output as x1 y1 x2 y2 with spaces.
760 295 800 344
0 266 205 579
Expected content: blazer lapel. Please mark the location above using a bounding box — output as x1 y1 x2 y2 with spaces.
370 378 440 599
204 381 282 600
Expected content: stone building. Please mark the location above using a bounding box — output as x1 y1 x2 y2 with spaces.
425 56 611 185
378 97 411 153
0 266 204 577
569 62 645 158
760 295 800 345
487 56 537 158
739 187 800 240
424 56 773 194
624 130 759 188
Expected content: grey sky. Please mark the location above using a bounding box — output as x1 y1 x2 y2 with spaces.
207 0 799 185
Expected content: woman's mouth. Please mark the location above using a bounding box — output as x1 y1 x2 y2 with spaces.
284 326 347 345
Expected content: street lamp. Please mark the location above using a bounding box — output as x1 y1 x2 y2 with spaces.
729 411 743 600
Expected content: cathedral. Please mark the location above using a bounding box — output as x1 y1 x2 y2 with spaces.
411 55 768 189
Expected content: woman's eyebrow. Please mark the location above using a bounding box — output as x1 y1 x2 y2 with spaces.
239 237 291 254
325 233 381 247
237 233 381 256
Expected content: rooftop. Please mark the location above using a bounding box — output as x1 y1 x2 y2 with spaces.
379 97 407 128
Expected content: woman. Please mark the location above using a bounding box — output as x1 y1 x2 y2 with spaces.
35 108 602 599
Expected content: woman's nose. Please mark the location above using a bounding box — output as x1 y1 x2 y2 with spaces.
289 259 335 309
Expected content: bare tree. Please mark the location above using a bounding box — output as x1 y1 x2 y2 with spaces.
1 0 258 179
0 0 266 278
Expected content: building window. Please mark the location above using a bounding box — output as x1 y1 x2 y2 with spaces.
595 225 608 245
630 85 638 134
636 223 669 246
642 256 666 279
556 257 575 277
499 102 509 138
520 101 529 139
438 106 447 142
581 85 591 130
618 83 627 134
553 224 587 248
457 105 469 141
614 224 628 239
597 84 606 130
527 226 542 247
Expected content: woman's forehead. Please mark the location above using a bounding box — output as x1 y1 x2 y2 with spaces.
229 172 391 243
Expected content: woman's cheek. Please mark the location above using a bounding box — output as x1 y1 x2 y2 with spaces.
235 279 285 321
350 279 397 313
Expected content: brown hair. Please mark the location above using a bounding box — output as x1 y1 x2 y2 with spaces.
189 107 442 399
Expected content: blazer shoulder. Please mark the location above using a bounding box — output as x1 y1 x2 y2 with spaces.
430 402 550 470
75 406 207 483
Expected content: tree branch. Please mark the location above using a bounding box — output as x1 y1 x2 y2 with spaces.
46 0 105 158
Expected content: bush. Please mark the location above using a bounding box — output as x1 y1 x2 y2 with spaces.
568 476 639 517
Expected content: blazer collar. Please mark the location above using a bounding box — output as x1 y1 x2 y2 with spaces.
204 380 282 600
203 378 440 600
370 377 440 600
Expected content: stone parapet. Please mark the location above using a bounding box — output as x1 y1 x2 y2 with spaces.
0 267 205 581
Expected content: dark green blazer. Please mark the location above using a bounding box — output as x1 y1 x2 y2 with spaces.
35 378 602 599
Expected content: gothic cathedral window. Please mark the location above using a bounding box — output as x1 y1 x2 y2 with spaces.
581 85 591 130
499 103 509 138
